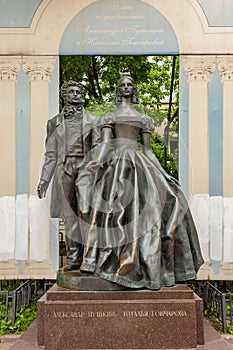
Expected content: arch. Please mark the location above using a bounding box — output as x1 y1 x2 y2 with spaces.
0 0 217 55
1 0 233 55
59 0 179 55
195 0 233 30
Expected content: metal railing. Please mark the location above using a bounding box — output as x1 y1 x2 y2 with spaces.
0 221 65 327
193 281 233 333
0 291 10 322
11 280 31 325
0 279 55 326
1 278 233 332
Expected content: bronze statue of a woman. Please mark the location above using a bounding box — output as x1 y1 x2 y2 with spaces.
77 72 204 290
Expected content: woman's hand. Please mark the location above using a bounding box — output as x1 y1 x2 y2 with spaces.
85 160 103 172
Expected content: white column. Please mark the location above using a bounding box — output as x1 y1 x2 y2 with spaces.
22 57 56 278
217 57 233 274
223 197 233 262
183 57 215 195
15 194 29 260
23 57 55 195
190 194 209 261
218 57 233 197
0 196 15 260
0 58 20 196
209 196 223 262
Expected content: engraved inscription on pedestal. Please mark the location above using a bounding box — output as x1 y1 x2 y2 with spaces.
52 308 188 319
45 302 196 349
38 284 203 350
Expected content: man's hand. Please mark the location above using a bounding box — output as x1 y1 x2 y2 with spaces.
37 180 49 198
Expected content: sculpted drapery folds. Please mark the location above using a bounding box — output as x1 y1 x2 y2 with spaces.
75 73 204 290
38 75 203 290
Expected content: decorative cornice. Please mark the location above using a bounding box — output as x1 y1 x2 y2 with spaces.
0 60 20 81
218 57 233 82
22 58 55 82
182 57 216 83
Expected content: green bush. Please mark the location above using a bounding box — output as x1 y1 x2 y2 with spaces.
0 304 37 334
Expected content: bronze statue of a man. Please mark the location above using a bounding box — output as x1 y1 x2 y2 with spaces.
37 80 100 270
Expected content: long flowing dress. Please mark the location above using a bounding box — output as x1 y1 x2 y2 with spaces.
78 104 204 290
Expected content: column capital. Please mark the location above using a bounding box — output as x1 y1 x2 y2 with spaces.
0 58 21 81
218 57 233 82
182 56 216 83
22 57 55 82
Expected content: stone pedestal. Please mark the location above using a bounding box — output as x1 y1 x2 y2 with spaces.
37 283 204 349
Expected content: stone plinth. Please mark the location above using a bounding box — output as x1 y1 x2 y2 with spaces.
37 283 204 349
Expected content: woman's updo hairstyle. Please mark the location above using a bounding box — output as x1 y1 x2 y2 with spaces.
114 72 140 104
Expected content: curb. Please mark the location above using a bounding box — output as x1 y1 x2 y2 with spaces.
221 334 233 345
0 335 21 343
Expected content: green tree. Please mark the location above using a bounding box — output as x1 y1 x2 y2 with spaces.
60 55 151 105
60 55 179 177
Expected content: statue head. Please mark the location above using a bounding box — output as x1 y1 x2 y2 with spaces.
114 72 140 104
60 80 84 104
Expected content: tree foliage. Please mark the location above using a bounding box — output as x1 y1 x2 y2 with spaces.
60 55 179 177
60 55 151 104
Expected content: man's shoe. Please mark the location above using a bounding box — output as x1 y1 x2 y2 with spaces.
63 259 82 271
